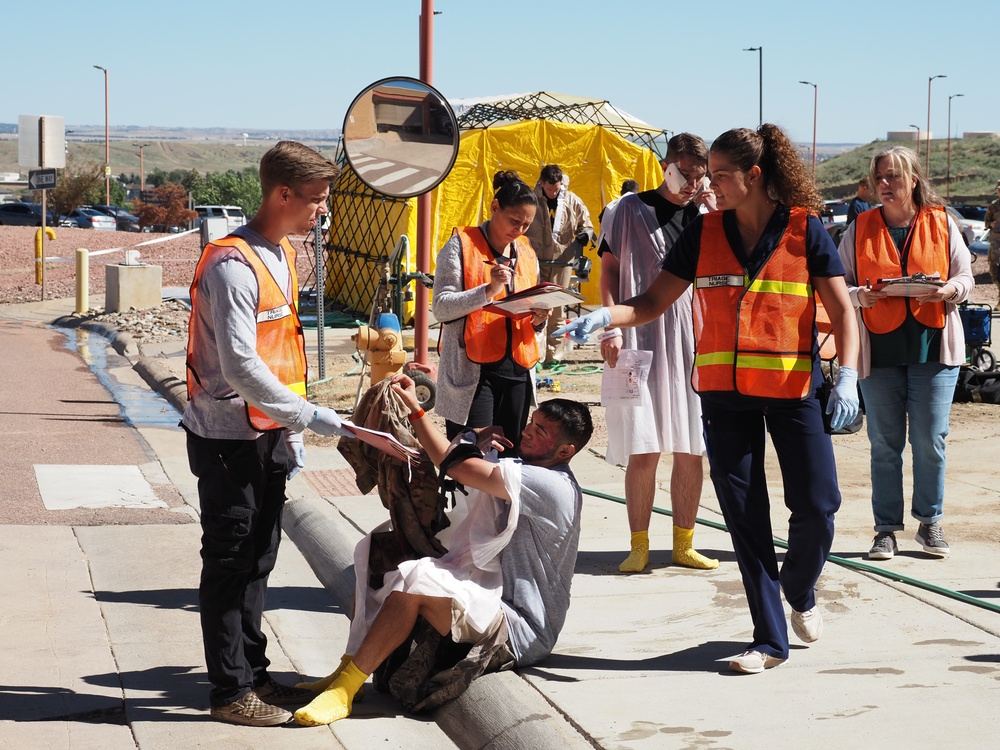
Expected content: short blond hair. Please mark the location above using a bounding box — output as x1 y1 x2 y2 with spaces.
259 141 341 196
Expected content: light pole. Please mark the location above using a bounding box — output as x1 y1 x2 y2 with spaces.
799 80 817 180
743 46 762 126
133 142 152 194
93 65 109 204
910 123 921 155
926 74 946 174
946 93 964 201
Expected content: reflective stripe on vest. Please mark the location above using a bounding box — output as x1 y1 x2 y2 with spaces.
854 206 948 334
187 235 307 431
457 227 540 368
692 207 815 398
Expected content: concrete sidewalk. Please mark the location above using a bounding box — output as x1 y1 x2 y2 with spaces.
2 295 999 748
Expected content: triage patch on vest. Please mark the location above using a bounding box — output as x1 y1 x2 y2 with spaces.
257 304 292 323
696 274 745 289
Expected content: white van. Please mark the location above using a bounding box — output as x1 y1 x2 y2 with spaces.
194 205 247 233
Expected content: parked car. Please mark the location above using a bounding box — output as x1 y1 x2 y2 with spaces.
820 199 849 225
951 204 987 222
0 202 55 226
970 229 991 259
59 207 117 230
946 206 985 247
194 205 247 233
91 204 142 232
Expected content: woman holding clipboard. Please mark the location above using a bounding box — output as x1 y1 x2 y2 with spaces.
432 170 548 455
837 146 973 560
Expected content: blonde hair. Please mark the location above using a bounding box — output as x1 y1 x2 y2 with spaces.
868 146 944 209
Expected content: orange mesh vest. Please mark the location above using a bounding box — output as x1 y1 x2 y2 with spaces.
457 227 539 368
187 235 307 432
692 207 815 398
854 207 948 334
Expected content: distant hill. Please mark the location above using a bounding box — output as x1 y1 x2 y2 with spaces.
816 138 1000 204
3 125 998 204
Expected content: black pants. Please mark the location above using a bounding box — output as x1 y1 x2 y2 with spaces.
446 368 531 456
186 429 286 707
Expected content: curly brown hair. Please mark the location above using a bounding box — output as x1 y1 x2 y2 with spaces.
711 124 823 213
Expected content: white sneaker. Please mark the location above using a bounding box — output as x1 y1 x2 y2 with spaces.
790 605 824 643
729 650 786 674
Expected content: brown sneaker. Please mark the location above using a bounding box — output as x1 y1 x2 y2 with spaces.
210 691 291 726
254 678 315 706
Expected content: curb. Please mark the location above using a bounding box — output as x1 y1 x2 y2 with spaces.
59 318 596 749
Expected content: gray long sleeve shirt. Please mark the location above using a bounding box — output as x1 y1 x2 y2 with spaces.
181 226 315 441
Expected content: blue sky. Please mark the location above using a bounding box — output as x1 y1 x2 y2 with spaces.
4 0 995 145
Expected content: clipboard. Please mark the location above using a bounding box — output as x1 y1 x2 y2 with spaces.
483 282 585 319
342 420 421 463
869 273 944 297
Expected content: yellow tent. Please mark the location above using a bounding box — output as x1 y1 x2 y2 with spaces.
327 120 664 321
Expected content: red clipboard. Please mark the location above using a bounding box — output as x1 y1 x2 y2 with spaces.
483 282 585 319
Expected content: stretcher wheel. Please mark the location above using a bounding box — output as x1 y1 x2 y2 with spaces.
972 347 997 372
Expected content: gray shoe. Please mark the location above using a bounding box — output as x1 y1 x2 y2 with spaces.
868 532 898 560
210 691 292 726
915 522 950 557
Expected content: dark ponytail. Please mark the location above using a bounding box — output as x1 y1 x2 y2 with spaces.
492 170 536 209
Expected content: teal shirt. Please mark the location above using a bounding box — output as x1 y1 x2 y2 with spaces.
868 225 942 367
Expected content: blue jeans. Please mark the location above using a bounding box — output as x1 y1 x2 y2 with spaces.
858 363 959 532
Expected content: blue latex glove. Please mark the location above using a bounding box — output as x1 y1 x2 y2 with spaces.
552 307 612 345
826 366 859 432
283 429 306 480
308 406 354 438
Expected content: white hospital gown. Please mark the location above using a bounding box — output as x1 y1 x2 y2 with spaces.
600 193 704 464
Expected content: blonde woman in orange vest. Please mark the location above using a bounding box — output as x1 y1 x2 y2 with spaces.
557 124 860 675
837 147 973 561
432 171 549 455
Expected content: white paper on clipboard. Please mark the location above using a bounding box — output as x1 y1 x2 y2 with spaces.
601 349 653 406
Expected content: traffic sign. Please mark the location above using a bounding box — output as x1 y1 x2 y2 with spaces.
28 168 57 190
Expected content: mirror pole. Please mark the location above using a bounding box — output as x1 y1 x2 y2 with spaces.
414 0 435 364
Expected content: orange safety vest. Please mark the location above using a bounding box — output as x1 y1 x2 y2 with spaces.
854 206 948 334
187 235 307 432
457 227 539 368
692 207 815 398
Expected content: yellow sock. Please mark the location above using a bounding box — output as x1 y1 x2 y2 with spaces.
619 530 650 573
672 525 719 570
294 659 368 726
296 654 352 693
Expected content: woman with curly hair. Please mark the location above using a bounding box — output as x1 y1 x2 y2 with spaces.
556 124 860 674
837 147 972 561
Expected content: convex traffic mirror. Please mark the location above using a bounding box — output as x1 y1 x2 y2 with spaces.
342 77 459 199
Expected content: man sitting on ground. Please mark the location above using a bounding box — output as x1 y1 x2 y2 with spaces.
293 378 594 726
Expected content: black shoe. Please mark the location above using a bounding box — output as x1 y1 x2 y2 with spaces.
254 677 315 706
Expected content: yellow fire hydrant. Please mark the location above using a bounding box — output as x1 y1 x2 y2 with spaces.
352 312 408 384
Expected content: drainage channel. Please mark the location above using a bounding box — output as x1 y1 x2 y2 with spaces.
61 327 181 429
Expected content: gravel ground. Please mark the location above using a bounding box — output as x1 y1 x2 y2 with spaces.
0 225 323 305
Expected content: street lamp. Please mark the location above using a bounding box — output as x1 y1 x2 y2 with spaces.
93 64 109 204
133 142 152 194
799 81 818 180
910 124 921 154
926 74 946 174
743 46 762 126
947 93 964 201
